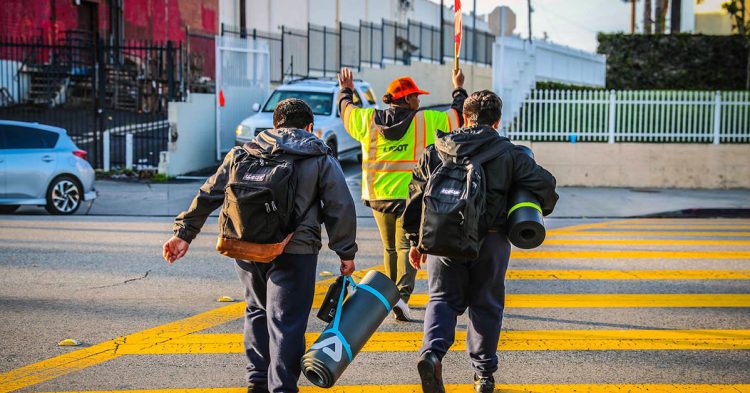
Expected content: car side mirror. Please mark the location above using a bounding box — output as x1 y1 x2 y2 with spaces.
252 103 260 112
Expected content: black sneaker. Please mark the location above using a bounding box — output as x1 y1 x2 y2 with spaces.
417 351 445 393
247 381 269 393
473 373 495 393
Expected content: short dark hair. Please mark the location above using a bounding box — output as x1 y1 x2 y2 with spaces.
463 90 503 126
273 98 314 129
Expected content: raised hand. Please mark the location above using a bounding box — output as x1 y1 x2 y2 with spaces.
452 68 465 89
338 67 355 90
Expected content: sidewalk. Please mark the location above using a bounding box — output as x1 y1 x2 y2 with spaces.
15 178 750 218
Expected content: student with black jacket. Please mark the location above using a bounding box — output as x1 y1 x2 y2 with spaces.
402 90 558 393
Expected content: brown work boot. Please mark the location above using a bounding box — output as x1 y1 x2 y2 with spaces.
417 351 445 393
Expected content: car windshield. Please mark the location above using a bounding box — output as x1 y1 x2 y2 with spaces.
262 90 334 116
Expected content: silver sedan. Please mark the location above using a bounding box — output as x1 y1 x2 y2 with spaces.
0 120 97 215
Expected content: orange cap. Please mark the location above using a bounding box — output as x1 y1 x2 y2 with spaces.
386 77 430 100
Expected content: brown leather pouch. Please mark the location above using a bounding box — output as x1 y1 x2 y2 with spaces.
216 233 294 263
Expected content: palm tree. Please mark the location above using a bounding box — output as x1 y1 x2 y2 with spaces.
655 0 670 33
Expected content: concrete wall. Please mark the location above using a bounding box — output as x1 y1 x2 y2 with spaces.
238 0 489 34
520 142 750 189
162 93 217 176
358 62 492 107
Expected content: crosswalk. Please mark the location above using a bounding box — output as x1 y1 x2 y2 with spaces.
1 218 749 392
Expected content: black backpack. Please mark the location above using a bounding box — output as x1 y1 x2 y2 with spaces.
418 148 503 260
220 148 302 245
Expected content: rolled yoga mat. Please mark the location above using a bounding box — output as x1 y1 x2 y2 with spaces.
302 270 399 388
507 145 546 249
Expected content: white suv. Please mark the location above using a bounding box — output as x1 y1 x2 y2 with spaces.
236 78 377 161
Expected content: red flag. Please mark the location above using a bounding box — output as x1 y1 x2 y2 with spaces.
453 0 462 70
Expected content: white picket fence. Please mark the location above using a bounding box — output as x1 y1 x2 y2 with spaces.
504 90 750 143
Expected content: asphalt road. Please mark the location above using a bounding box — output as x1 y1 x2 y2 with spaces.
1 212 749 392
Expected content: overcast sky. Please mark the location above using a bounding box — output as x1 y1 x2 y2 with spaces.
429 0 634 53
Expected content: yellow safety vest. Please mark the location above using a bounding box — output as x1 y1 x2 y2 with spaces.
342 106 461 201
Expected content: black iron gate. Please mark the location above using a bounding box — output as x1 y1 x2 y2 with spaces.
0 32 183 170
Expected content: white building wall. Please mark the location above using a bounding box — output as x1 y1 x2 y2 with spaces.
225 0 490 33
309 0 336 27
243 0 310 32
219 0 239 29
681 0 696 32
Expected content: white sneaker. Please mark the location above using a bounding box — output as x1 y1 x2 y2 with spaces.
393 298 412 322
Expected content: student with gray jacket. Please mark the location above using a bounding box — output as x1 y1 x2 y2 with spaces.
163 99 358 393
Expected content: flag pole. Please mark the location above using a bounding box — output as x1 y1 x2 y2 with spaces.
454 43 459 72
453 0 462 72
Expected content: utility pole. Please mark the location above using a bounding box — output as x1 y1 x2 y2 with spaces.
440 0 444 64
671 0 682 33
631 0 636 34
473 0 477 62
336 0 340 27
527 0 533 42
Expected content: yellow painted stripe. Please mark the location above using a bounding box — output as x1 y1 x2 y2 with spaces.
549 231 750 237
32 385 750 393
0 267 383 393
122 329 750 354
604 225 750 230
509 250 750 259
415 270 750 280
542 238 750 246
304 292 750 312
603 220 750 226
0 302 245 393
547 221 616 232
407 294 750 308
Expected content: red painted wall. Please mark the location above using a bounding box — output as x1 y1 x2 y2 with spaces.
1 0 218 42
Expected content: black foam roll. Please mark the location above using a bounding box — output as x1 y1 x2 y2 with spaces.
507 146 546 249
301 270 399 388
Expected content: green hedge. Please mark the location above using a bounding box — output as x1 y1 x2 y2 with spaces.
535 81 605 90
597 33 748 90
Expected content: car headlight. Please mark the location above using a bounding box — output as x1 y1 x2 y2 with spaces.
236 124 251 137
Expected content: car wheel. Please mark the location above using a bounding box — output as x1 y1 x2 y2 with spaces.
326 138 338 160
45 175 82 215
0 205 19 214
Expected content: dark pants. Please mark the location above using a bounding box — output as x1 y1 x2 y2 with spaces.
372 209 415 301
419 232 511 377
234 253 318 393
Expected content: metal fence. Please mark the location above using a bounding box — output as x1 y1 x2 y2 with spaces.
507 90 750 143
222 18 494 83
0 33 185 169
